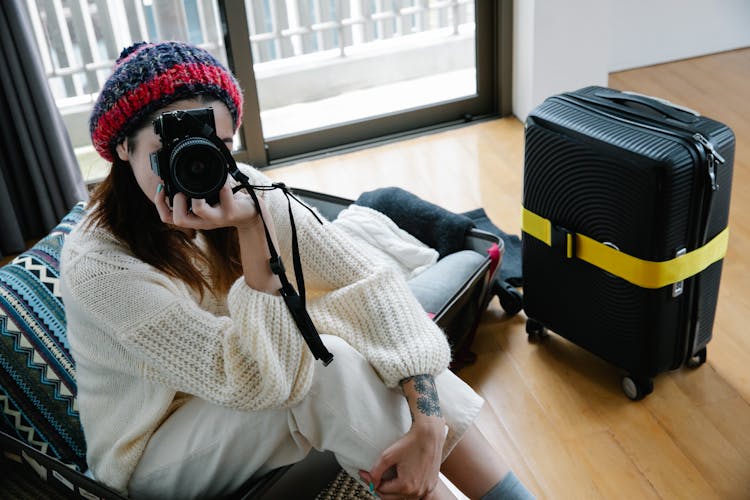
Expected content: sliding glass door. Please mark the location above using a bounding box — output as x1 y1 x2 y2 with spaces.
227 0 511 165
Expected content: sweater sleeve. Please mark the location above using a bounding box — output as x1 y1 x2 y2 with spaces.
61 238 314 411
245 167 452 387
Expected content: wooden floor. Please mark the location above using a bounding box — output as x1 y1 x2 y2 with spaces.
266 48 750 499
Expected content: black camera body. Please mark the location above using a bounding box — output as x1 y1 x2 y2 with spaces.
150 107 229 206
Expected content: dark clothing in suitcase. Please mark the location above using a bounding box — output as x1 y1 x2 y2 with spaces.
521 86 735 400
355 186 475 258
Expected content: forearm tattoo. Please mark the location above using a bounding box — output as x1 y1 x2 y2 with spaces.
401 374 442 419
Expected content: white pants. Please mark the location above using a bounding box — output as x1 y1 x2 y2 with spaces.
128 335 484 499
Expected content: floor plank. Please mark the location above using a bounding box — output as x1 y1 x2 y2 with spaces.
644 376 749 500
571 430 660 500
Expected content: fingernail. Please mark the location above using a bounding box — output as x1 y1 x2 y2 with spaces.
369 482 374 493
156 184 163 194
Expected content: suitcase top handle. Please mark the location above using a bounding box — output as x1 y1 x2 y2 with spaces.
592 88 700 124
521 206 729 289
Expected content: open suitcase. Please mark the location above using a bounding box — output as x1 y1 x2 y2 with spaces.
291 188 502 369
1 189 500 498
521 86 734 400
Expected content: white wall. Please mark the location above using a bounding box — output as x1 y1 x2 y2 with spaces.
513 0 750 121
513 0 610 121
609 0 750 72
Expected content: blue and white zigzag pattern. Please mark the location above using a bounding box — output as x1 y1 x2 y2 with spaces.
0 202 87 464
0 313 77 416
0 391 49 454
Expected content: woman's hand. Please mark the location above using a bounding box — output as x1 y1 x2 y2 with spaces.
154 183 261 230
359 374 446 499
155 182 282 292
359 419 446 499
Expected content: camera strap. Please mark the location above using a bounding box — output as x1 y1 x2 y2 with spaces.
178 112 333 365
230 169 334 366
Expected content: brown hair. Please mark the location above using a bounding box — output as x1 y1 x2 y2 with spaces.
86 119 242 299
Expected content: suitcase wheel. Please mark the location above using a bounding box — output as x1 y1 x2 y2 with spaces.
686 347 708 368
492 280 524 316
525 318 549 342
621 375 654 401
499 287 523 316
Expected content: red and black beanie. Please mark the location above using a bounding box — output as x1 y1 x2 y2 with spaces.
89 41 244 162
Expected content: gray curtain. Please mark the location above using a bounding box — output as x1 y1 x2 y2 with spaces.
0 0 89 258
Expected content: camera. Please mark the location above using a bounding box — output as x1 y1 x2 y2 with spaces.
150 107 229 206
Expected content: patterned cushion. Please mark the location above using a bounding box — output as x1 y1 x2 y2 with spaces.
315 470 374 499
0 202 87 469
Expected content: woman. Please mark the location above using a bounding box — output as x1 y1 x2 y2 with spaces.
61 41 534 499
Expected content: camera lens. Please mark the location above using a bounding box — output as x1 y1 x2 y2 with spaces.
170 138 227 199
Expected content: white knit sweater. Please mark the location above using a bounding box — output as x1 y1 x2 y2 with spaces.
60 165 451 494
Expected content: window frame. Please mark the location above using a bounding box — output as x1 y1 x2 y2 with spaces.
220 0 512 167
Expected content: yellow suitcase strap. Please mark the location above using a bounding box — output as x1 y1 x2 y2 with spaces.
521 206 729 289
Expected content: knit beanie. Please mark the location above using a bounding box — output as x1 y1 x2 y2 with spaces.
89 41 243 162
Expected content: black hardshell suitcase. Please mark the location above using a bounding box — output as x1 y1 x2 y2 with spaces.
521 86 735 400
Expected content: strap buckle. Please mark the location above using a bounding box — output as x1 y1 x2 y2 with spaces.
551 225 575 259
269 256 285 275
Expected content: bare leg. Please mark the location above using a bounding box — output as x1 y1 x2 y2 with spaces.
440 407 511 498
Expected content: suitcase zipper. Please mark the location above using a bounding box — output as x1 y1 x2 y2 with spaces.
693 132 725 192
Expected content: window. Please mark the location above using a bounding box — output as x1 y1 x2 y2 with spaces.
28 0 511 182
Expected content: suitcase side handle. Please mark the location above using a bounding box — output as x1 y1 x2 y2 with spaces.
594 89 700 124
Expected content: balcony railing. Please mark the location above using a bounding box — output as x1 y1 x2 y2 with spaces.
27 0 227 107
247 0 471 62
30 0 472 106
